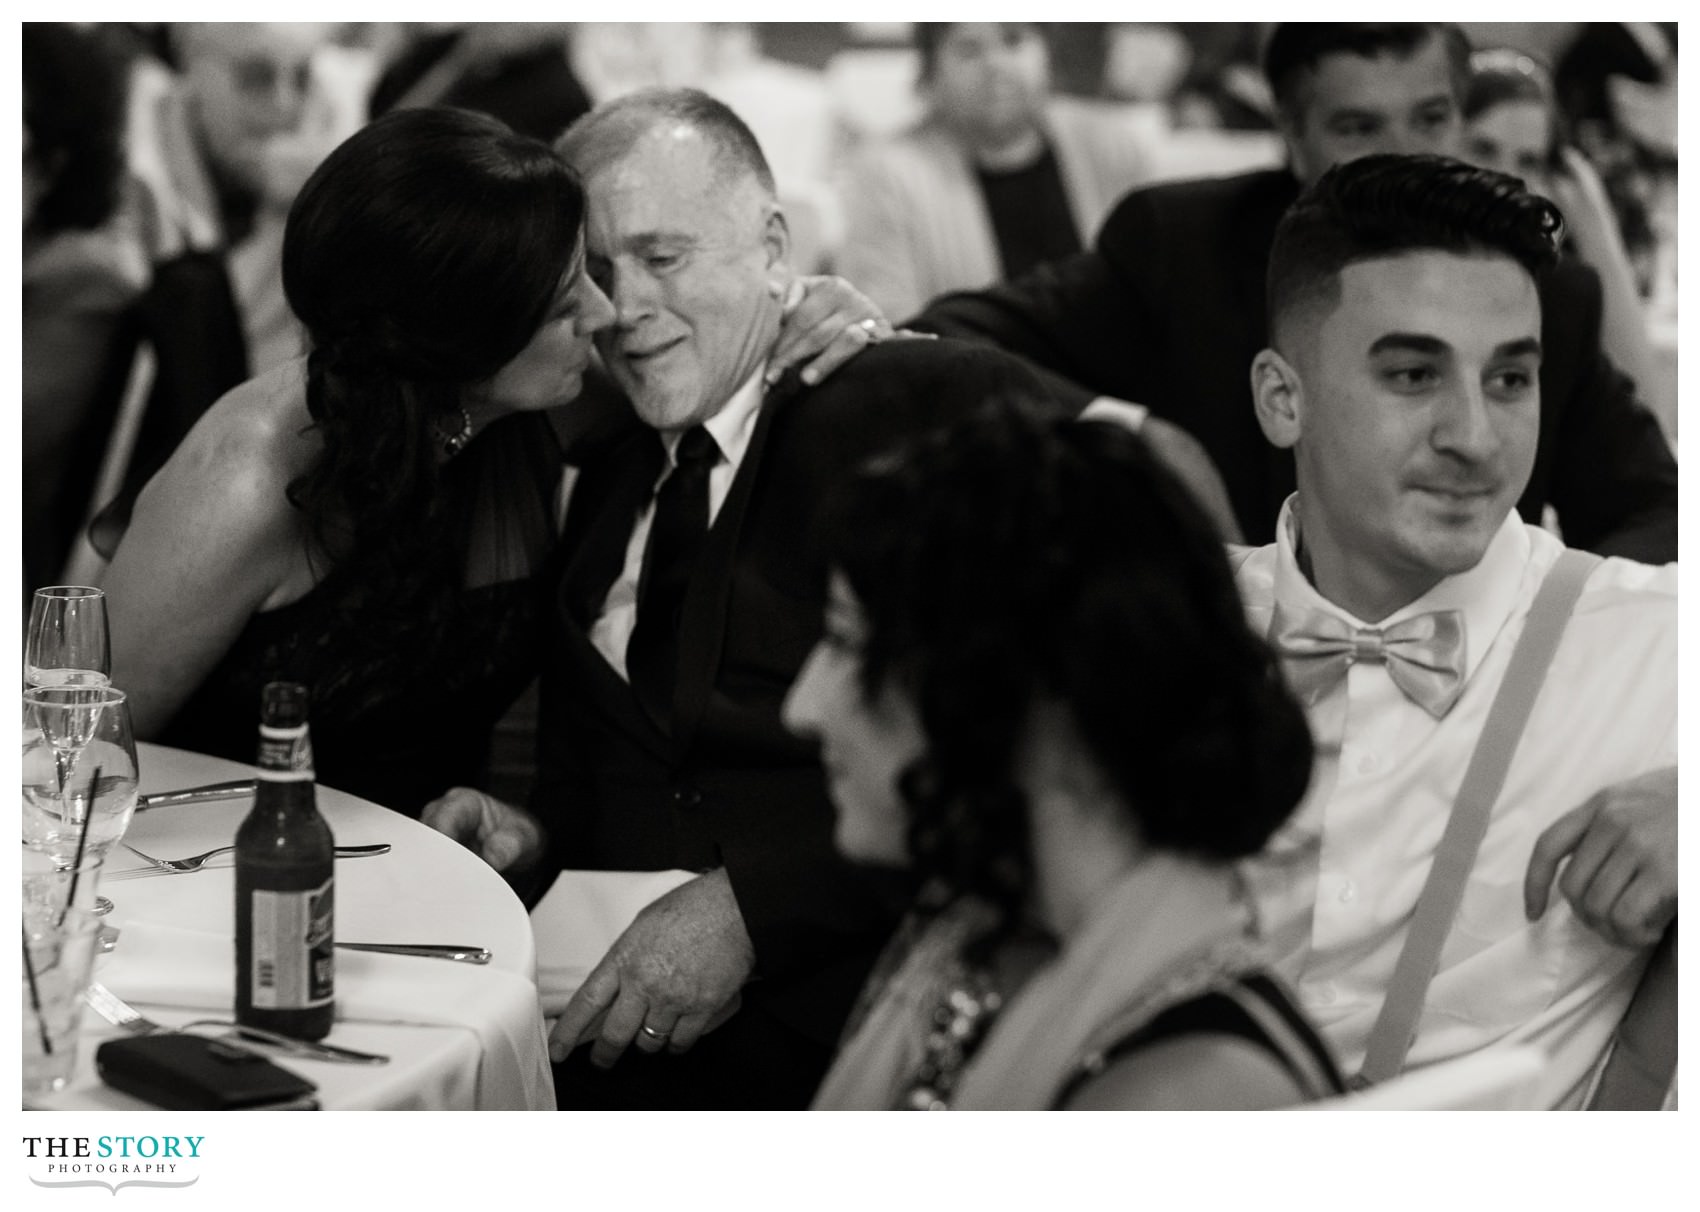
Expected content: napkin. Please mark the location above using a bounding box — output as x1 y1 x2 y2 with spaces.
95 920 552 1110
530 869 697 1016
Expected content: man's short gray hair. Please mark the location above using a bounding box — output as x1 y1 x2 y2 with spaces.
554 87 776 197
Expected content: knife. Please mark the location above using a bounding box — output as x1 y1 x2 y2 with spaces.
136 779 258 811
335 943 493 965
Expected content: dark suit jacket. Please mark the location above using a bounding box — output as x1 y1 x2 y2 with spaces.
913 168 1678 563
534 339 1059 1053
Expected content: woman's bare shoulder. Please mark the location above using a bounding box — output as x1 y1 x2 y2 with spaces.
132 360 317 543
1061 1033 1310 1111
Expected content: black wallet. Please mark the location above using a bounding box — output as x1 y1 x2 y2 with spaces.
96 1033 319 1110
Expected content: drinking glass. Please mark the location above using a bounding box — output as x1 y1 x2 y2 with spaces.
23 686 140 915
23 850 106 1099
25 586 111 689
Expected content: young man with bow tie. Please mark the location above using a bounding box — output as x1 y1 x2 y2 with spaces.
1231 154 1675 1109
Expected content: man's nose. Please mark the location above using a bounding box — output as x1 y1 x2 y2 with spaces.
1432 382 1498 461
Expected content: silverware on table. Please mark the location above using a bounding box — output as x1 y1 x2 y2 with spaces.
335 942 492 965
135 779 258 811
84 982 390 1065
111 841 391 878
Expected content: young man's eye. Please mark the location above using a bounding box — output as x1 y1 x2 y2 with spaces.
1384 365 1439 391
1488 368 1536 398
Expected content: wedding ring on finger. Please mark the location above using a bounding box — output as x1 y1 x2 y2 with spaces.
639 1024 669 1044
856 316 879 340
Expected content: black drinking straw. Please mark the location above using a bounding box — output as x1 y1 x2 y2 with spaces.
23 929 54 1056
58 764 101 929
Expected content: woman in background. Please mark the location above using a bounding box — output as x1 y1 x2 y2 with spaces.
1463 47 1663 419
787 403 1341 1110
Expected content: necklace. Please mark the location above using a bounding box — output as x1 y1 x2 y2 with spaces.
436 407 473 459
899 958 1004 1110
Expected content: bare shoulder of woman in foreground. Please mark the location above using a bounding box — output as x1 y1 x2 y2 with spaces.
104 360 323 737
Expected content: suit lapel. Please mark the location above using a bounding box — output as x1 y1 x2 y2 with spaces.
670 376 796 757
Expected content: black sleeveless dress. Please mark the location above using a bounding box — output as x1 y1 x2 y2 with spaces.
158 413 563 818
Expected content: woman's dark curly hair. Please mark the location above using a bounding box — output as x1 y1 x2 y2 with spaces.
280 106 586 586
22 23 130 234
822 402 1314 947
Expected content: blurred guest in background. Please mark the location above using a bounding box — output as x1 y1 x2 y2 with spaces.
837 22 1154 321
22 22 148 597
88 23 360 551
910 22 1677 566
367 23 592 143
792 405 1339 1110
1463 47 1663 435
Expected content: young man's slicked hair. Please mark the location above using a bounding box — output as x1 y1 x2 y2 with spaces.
1266 153 1564 344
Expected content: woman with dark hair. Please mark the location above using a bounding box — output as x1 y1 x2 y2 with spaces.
787 403 1342 1109
102 106 608 815
23 21 148 593
1463 47 1662 417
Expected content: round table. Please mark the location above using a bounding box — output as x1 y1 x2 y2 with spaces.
36 743 554 1111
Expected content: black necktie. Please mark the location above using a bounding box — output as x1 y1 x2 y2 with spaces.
627 426 719 732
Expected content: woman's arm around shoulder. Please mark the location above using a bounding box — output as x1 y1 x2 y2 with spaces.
1061 1033 1311 1111
103 368 317 738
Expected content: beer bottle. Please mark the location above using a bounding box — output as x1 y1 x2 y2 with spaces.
235 681 335 1039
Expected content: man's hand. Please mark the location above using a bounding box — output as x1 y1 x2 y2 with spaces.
420 787 545 876
765 276 905 388
1525 767 1677 948
549 868 755 1068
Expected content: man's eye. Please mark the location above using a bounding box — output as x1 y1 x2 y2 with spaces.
646 253 681 271
1384 365 1439 391
1418 104 1455 130
1488 368 1536 397
1329 118 1378 139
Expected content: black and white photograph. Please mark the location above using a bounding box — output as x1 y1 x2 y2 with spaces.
13 15 1684 1206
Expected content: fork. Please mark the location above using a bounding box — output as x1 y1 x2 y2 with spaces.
84 982 388 1065
113 841 390 877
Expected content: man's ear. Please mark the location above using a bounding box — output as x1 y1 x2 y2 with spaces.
762 203 791 270
1251 347 1304 450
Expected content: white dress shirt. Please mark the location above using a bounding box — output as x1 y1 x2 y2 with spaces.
588 367 767 680
1235 497 1676 1109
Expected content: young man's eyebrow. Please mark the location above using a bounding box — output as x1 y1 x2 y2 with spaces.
1367 333 1449 356
1490 337 1543 360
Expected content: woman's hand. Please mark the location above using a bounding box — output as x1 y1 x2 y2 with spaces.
765 276 916 388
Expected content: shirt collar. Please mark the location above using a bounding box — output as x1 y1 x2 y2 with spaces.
1271 495 1530 683
659 364 767 474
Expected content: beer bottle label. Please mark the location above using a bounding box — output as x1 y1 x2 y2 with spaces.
247 879 335 1009
257 722 315 782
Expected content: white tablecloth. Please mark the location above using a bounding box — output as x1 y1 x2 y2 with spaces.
38 743 554 1111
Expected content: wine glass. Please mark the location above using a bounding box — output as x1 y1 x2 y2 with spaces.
23 686 139 916
25 586 111 689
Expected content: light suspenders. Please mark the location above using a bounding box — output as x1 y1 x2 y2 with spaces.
1355 549 1601 1086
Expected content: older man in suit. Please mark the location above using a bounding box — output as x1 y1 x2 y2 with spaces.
427 88 1075 1108
911 23 1677 566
